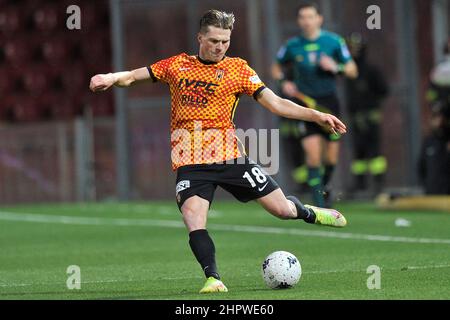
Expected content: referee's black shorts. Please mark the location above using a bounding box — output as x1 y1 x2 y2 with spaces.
175 156 279 211
296 94 342 141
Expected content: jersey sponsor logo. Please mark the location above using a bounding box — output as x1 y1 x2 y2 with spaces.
249 75 261 84
177 78 219 93
176 180 190 194
177 78 220 107
181 94 208 107
304 43 320 52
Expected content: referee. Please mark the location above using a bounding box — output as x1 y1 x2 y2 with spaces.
272 2 358 207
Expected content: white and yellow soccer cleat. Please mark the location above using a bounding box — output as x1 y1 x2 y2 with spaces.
305 205 347 228
199 277 228 293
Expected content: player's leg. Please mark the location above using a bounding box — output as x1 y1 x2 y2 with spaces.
350 126 369 191
181 195 209 232
176 165 227 293
180 195 228 293
220 157 346 227
366 120 386 195
256 189 346 227
255 188 315 222
315 94 342 205
302 133 326 206
323 140 339 186
299 127 346 226
323 139 340 206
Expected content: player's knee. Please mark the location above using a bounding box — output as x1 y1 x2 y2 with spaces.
181 203 197 218
181 196 206 215
181 207 205 232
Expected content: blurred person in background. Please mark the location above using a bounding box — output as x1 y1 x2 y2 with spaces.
271 2 358 207
427 39 450 115
345 32 389 197
418 103 450 194
419 39 450 195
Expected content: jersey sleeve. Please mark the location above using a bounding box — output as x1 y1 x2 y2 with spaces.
148 55 178 83
334 37 353 64
239 63 266 99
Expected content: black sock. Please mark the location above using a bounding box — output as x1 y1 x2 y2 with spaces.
308 167 325 207
286 195 316 224
323 164 335 187
189 229 220 280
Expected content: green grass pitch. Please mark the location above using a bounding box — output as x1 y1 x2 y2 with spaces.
0 200 449 300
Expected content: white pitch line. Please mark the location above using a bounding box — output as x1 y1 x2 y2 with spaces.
307 264 450 274
2 265 450 289
0 211 184 228
1 210 450 245
0 276 202 288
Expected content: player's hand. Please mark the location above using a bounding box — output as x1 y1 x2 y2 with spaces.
316 112 347 135
281 80 299 97
89 73 115 92
319 54 338 74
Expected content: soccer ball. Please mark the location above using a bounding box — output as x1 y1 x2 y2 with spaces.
261 251 302 289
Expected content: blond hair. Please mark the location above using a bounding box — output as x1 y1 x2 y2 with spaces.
199 10 235 34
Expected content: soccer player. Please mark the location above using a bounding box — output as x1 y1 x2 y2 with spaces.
271 2 358 207
90 9 347 294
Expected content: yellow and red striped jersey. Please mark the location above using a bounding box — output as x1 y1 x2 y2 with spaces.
149 53 266 170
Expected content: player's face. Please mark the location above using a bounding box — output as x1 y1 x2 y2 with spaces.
198 26 231 62
297 7 323 35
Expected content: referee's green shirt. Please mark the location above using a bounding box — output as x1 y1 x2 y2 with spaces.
276 30 353 98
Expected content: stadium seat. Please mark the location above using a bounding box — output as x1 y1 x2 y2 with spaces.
87 93 114 117
0 6 22 34
0 95 15 121
22 65 52 95
58 62 88 94
41 37 71 64
0 66 18 94
48 93 81 120
1 0 113 123
77 3 101 31
11 95 45 122
32 5 59 32
80 31 110 67
4 38 34 66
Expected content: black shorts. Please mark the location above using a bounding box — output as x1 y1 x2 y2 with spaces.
175 157 280 211
295 94 342 141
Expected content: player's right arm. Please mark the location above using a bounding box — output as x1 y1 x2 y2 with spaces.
270 63 299 97
272 42 300 98
256 87 347 135
89 67 150 92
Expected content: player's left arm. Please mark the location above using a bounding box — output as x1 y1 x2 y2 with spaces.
319 37 358 79
319 55 358 79
256 87 347 135
337 36 358 79
341 60 358 79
